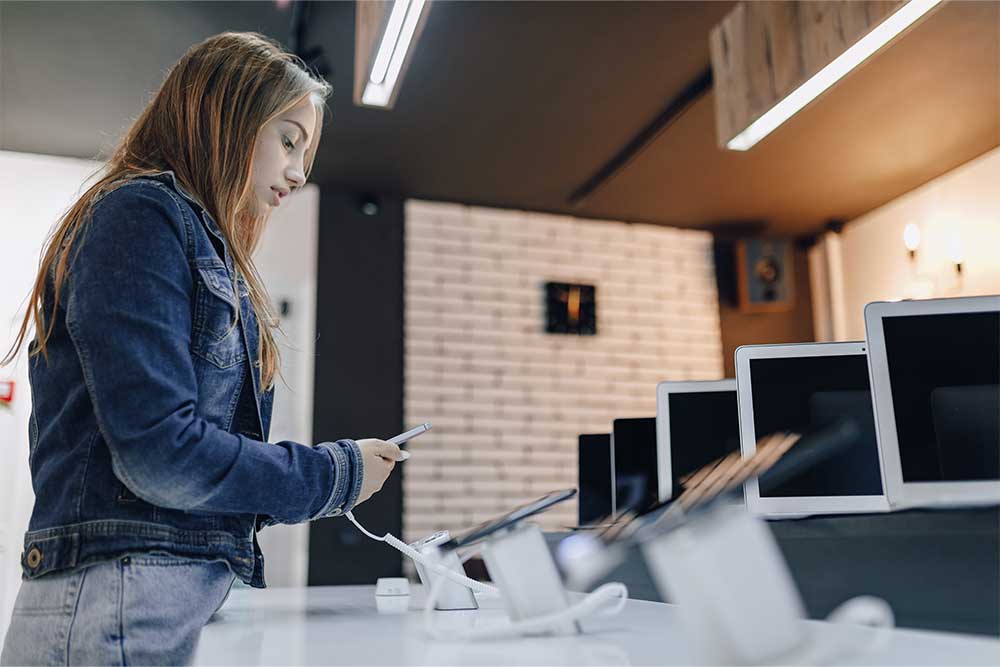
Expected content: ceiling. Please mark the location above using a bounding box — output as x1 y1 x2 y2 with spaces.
2 1 998 237
310 0 1000 237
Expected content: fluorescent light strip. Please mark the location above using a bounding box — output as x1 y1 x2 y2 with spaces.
362 0 427 107
726 0 942 151
369 0 410 85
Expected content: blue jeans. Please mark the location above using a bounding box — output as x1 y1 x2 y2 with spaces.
1 555 235 666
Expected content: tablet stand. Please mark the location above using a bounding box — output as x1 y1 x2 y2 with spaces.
481 523 579 636
412 531 479 611
642 504 805 663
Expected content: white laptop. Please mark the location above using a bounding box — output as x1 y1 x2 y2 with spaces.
656 380 740 502
865 295 1000 509
736 341 889 517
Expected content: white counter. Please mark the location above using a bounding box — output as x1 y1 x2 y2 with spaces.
194 585 1000 666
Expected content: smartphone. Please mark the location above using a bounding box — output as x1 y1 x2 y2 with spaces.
386 422 431 460
388 422 431 446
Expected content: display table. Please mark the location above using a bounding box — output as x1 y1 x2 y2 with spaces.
549 507 1000 637
193 585 1000 665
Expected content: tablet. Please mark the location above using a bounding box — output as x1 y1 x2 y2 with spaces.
865 296 1000 508
736 341 888 517
442 489 577 549
656 380 740 501
612 417 661 513
578 433 614 525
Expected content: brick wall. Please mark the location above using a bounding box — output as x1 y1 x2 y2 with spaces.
403 200 724 541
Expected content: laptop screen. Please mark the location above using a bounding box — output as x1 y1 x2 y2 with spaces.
883 311 1000 482
749 354 883 497
612 418 658 513
578 434 613 524
668 390 740 494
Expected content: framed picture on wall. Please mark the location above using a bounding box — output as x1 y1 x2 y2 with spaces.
735 239 794 313
545 282 597 334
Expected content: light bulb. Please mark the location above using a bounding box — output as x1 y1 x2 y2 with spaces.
948 234 965 265
903 223 921 253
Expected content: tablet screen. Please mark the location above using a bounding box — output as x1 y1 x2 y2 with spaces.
668 390 740 493
750 354 883 497
578 434 613 524
883 311 1000 482
445 489 576 548
612 418 658 512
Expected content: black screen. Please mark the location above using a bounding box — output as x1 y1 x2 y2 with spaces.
612 418 658 513
578 434 613 524
446 489 576 548
883 311 1000 482
668 391 740 494
750 354 883 497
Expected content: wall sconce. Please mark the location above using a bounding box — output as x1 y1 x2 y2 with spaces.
949 234 965 275
903 223 921 260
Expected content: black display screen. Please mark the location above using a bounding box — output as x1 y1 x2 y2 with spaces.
750 354 883 497
668 390 741 495
883 311 1000 482
578 433 613 524
612 417 658 513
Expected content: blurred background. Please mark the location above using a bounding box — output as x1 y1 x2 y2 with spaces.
1 0 998 632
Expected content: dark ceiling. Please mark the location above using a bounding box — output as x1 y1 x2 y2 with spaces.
307 0 999 238
2 1 997 237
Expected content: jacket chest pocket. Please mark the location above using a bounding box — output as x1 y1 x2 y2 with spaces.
192 262 247 369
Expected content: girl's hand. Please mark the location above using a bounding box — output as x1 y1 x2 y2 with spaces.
354 439 405 507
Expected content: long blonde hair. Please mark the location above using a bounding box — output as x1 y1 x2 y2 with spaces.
2 32 331 391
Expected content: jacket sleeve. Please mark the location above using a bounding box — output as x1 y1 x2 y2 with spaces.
64 183 363 522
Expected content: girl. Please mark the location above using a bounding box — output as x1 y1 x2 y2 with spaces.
1 31 403 666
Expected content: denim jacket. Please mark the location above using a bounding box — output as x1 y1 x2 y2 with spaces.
19 170 363 588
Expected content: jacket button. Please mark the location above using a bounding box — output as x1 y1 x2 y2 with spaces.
26 547 42 569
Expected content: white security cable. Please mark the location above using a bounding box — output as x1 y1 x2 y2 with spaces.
347 510 630 640
777 595 895 665
422 570 629 641
345 511 498 596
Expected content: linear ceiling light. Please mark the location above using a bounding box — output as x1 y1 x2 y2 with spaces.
726 0 942 151
362 0 427 107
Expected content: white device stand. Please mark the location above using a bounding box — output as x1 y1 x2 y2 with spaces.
642 504 806 664
347 511 628 640
480 522 579 636
410 531 478 611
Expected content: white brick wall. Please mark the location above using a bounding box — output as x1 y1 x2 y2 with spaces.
403 200 724 541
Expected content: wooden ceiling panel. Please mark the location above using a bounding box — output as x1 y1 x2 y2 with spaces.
578 0 1000 235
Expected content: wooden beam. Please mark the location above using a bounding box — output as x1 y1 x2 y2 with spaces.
353 1 392 107
567 69 713 207
710 1 906 149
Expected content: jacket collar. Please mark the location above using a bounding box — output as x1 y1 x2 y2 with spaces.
143 170 227 245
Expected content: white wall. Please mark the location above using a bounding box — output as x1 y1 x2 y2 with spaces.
253 185 319 588
0 152 319 637
832 146 1000 340
0 151 102 639
403 201 724 541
